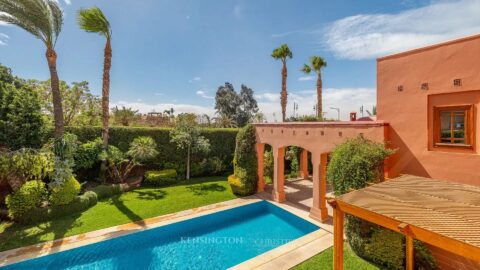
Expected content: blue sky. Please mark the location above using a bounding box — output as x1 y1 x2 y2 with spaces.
1 0 480 120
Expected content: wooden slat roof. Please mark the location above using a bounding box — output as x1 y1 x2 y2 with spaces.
337 175 480 249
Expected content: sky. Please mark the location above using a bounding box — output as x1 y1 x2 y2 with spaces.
1 0 480 121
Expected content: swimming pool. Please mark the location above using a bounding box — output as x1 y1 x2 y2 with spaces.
1 201 319 270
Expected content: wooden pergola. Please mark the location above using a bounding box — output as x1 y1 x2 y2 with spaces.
328 175 480 270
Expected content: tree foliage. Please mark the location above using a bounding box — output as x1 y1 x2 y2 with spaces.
0 82 45 150
170 117 210 179
230 124 257 195
214 82 258 127
112 106 139 126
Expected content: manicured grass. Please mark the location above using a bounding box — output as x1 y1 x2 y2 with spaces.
292 245 379 270
0 176 237 252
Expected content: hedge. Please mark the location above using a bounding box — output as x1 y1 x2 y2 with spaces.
54 126 238 176
144 169 178 187
230 124 257 196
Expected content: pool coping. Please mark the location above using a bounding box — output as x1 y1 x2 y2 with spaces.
0 194 334 269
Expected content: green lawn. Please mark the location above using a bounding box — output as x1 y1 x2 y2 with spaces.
292 245 380 270
0 176 237 252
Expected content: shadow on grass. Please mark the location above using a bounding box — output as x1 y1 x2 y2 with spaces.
186 183 226 195
131 189 167 201
0 212 82 253
110 196 147 228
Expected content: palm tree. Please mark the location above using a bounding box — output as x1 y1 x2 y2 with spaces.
271 44 292 122
301 56 327 118
77 7 112 151
0 0 65 138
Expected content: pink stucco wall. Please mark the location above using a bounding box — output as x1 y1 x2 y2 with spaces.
377 34 480 186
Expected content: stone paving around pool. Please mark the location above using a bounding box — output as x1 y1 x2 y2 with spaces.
0 180 333 269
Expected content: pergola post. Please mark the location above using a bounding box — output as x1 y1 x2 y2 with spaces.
299 149 309 179
272 146 286 202
406 235 414 270
256 143 265 192
333 202 344 270
309 152 329 222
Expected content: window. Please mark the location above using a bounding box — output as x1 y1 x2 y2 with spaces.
433 105 474 148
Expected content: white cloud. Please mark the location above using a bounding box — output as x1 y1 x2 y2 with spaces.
188 77 201 83
321 0 480 60
64 0 71 5
255 88 376 121
196 90 214 99
0 33 9 46
298 76 315 81
111 101 215 116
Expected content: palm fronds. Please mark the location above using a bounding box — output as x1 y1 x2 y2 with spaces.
0 0 63 46
77 7 111 38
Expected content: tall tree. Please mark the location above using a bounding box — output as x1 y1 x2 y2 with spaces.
214 82 258 127
271 44 292 122
301 56 327 118
77 7 112 151
0 0 65 138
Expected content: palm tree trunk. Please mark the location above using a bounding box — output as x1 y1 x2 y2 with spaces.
102 39 112 149
317 73 322 119
99 39 112 182
281 61 288 122
186 145 191 180
46 47 64 138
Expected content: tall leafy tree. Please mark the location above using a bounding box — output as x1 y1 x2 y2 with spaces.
0 0 65 138
302 56 327 118
77 7 112 151
214 82 258 127
271 44 292 122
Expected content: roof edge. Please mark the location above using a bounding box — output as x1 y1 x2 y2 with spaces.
377 33 480 62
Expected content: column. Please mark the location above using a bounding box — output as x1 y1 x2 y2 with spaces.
333 204 344 270
406 235 414 270
299 149 309 179
309 152 329 222
272 146 286 202
256 143 265 192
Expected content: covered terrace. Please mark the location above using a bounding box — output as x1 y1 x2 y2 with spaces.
254 121 389 222
329 175 480 270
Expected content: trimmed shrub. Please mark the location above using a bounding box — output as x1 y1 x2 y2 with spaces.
25 191 98 224
230 124 257 196
60 126 237 175
49 177 81 206
328 136 435 269
74 138 103 171
264 150 273 180
144 169 178 187
227 174 251 196
6 180 47 220
91 184 128 200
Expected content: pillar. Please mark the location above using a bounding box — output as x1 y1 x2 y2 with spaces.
333 204 344 270
309 152 329 222
272 146 286 202
406 235 414 270
299 149 309 179
256 143 265 192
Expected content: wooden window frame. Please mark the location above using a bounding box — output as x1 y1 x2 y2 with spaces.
433 105 474 149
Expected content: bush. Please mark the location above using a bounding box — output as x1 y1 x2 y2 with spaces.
230 124 257 196
144 169 178 187
264 150 273 179
25 191 98 224
90 184 128 200
59 126 237 175
0 83 45 150
328 136 435 269
227 174 251 196
74 138 103 171
49 177 81 206
6 180 47 220
327 136 394 196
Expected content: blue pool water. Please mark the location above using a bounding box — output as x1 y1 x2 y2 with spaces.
2 201 319 270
